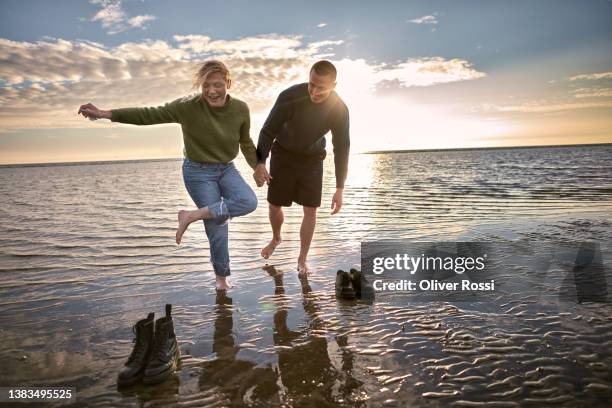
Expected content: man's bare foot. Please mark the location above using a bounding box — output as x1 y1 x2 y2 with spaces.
297 261 310 276
261 238 281 259
215 276 232 291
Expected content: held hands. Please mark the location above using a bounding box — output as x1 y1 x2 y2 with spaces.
77 103 111 120
331 188 343 215
253 163 272 187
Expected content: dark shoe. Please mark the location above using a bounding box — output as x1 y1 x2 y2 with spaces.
349 269 362 297
335 270 356 299
117 312 155 387
143 304 180 384
350 268 375 299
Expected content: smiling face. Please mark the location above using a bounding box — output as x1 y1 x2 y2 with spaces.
308 71 336 104
201 72 229 107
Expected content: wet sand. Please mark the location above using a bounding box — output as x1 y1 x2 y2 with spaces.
1 145 611 407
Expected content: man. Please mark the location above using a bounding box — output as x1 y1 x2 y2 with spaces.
254 60 350 275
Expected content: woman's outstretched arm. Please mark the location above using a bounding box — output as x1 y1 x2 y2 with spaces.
77 99 182 125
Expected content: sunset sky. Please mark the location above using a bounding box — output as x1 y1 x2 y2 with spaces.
1 0 611 164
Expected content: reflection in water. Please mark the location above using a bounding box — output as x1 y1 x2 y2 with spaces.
270 267 363 406
117 373 180 404
198 292 276 406
560 242 608 303
197 267 363 407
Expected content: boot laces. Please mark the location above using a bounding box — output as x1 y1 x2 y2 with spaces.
126 325 148 364
151 323 174 362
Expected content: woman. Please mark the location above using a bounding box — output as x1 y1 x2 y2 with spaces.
78 60 258 290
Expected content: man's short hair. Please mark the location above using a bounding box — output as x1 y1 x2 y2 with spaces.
310 60 337 80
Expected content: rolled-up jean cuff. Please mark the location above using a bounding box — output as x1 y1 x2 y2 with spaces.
212 260 231 277
209 198 230 221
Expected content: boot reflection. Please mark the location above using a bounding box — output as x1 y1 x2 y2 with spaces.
117 371 180 401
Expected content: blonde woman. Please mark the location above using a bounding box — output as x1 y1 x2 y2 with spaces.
78 61 258 290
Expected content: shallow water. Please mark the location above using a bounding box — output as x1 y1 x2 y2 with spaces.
1 145 611 407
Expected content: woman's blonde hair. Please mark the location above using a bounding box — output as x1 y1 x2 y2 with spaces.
193 60 232 92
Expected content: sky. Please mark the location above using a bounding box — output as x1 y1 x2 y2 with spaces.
0 0 611 164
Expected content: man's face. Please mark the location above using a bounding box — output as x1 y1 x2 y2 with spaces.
308 71 336 104
202 72 228 107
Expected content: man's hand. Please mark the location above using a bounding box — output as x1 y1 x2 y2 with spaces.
78 103 111 120
253 163 272 187
331 188 343 215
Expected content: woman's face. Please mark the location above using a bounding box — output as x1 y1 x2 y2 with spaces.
202 72 229 107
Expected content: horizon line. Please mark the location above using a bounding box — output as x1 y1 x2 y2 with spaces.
364 142 612 155
1 142 610 168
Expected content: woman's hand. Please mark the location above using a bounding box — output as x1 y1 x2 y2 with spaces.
78 103 112 120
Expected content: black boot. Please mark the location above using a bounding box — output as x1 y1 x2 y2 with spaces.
143 304 180 384
335 270 356 299
349 269 362 297
117 312 155 387
350 268 374 299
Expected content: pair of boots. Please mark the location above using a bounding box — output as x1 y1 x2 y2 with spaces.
336 268 366 299
117 304 181 387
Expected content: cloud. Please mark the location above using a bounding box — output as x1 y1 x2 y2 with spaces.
0 35 334 129
90 0 156 34
0 35 484 131
91 0 125 32
376 58 485 87
569 72 612 81
408 15 438 25
128 15 156 29
572 88 612 98
174 34 307 59
483 101 612 113
564 72 612 99
481 70 612 113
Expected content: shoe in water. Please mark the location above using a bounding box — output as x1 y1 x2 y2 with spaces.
143 304 181 384
350 268 375 299
335 270 356 299
117 312 155 387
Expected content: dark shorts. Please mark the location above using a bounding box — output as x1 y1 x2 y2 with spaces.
268 143 324 208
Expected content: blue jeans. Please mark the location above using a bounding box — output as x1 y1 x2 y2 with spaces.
182 159 257 277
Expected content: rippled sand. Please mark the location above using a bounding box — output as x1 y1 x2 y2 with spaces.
1 145 611 407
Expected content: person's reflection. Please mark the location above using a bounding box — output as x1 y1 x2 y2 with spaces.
199 291 278 406
212 291 237 360
560 242 608 303
264 265 363 406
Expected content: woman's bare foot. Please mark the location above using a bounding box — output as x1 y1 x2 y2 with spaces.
261 238 281 259
176 210 193 244
297 261 310 276
215 276 232 291
176 207 212 244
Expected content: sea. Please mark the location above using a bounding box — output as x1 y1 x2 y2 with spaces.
1 144 611 407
